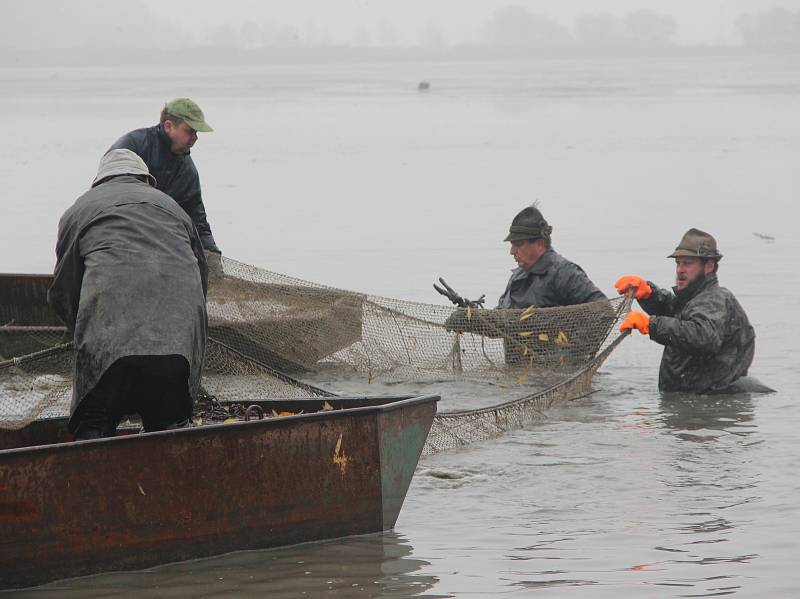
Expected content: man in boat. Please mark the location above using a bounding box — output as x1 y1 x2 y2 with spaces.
445 205 610 364
615 228 756 394
107 98 222 262
47 149 208 440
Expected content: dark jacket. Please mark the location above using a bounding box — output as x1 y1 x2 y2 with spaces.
497 248 607 309
47 176 209 416
493 248 609 366
109 125 220 252
639 273 755 393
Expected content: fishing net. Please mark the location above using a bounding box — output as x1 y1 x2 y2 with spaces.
0 258 633 453
208 259 624 376
0 339 334 431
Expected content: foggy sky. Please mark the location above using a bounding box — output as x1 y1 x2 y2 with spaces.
2 0 800 51
149 0 800 45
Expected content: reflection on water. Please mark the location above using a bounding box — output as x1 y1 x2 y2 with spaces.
9 532 445 599
649 393 762 596
658 393 756 439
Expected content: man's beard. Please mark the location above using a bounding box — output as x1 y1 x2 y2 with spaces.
676 271 707 295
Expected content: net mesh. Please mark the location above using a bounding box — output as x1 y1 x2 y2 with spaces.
0 257 632 454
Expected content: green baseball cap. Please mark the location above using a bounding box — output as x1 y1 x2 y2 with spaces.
164 98 213 132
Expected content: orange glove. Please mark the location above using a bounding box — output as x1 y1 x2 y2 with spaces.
614 275 652 300
620 311 650 335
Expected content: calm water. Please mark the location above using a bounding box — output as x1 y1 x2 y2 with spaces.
2 54 799 597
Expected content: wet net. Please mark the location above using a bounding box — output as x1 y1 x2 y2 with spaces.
0 257 633 454
0 339 334 430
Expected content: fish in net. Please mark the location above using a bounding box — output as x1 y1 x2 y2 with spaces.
0 258 633 454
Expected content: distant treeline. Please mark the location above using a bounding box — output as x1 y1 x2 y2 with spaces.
737 8 800 48
200 7 800 51
0 5 798 67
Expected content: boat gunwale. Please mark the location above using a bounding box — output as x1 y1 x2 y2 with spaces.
0 394 440 457
0 273 54 279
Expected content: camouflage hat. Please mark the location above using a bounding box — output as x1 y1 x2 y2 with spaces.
668 228 723 260
164 98 213 132
504 206 553 243
92 149 156 187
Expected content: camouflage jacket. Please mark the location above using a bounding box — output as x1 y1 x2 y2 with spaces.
497 248 607 309
639 273 755 393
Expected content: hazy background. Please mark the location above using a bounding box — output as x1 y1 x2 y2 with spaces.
2 0 800 65
2 2 800 597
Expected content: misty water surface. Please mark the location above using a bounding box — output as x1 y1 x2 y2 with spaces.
1 54 798 597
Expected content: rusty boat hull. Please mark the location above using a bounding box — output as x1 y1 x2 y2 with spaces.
0 395 437 590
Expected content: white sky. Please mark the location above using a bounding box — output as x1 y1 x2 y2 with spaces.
2 0 800 49
146 0 800 45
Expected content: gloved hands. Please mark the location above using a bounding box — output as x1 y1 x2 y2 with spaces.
614 275 652 300
619 311 650 335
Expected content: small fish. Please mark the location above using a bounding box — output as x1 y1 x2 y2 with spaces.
555 331 569 346
271 410 301 417
538 333 549 342
322 401 334 411
516 374 529 384
466 305 472 321
519 306 535 321
222 417 237 424
519 331 533 337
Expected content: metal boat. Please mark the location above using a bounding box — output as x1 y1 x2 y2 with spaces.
0 394 438 589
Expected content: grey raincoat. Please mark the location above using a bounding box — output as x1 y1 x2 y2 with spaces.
639 273 755 393
497 248 607 309
47 175 208 416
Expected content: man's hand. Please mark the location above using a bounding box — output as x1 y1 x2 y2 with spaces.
614 275 652 300
205 250 224 281
619 311 651 335
444 308 470 333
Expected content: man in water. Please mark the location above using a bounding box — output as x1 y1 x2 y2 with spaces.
615 228 756 394
497 205 607 309
48 149 208 440
446 205 606 324
445 205 609 364
108 97 221 255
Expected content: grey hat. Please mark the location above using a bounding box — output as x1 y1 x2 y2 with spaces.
668 228 723 260
504 206 553 243
92 149 156 188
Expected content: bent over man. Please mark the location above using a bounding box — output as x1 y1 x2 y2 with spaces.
108 98 221 254
48 149 208 440
616 228 755 394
